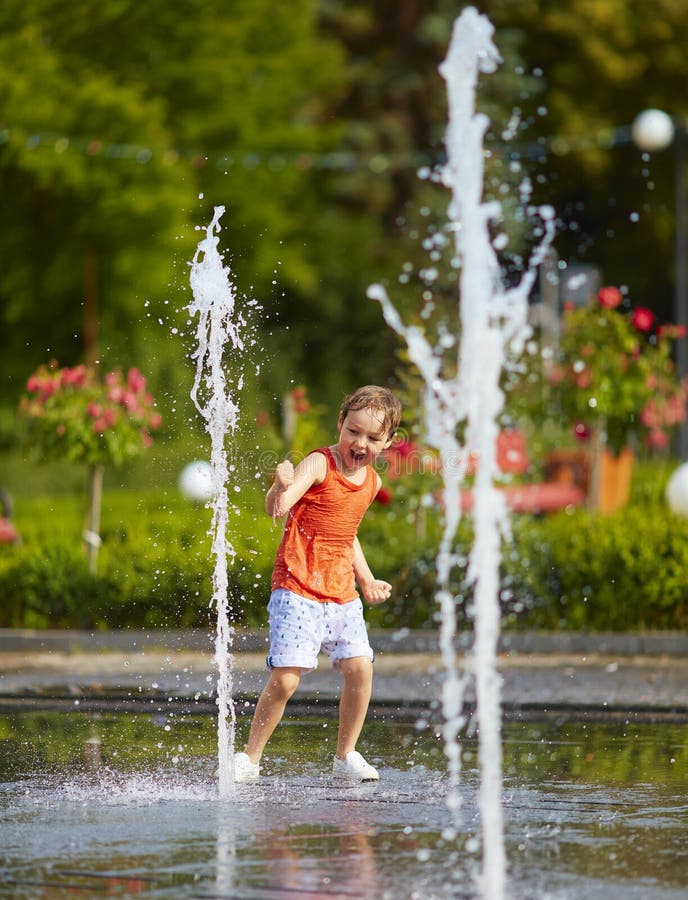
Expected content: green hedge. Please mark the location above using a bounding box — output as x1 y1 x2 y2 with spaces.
507 506 688 630
0 488 276 629
362 505 688 632
2 462 688 631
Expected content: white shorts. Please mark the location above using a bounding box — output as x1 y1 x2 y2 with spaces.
266 588 374 672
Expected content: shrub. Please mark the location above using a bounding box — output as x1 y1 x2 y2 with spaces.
1 487 276 629
508 508 688 630
4 463 688 632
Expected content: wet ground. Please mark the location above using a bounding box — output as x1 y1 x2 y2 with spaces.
1 712 687 899
1 629 687 898
1 628 687 721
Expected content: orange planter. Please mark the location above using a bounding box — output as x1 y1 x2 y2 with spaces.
596 447 634 515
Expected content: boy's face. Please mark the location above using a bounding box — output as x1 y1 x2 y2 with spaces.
336 407 393 471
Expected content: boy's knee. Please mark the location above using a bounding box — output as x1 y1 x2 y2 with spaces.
267 667 303 700
338 656 373 683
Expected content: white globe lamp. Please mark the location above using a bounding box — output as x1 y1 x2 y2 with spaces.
631 109 675 153
666 463 688 516
179 460 215 503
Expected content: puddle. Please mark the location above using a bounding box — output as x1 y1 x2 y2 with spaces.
1 713 687 897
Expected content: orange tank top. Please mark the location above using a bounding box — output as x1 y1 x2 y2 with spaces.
271 447 379 603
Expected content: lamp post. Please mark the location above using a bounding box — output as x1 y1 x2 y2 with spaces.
631 108 688 458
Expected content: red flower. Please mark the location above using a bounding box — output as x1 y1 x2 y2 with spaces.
375 487 393 505
394 440 416 459
631 307 655 332
598 286 622 309
572 422 591 441
657 323 687 339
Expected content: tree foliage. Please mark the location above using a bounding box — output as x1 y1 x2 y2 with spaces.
481 0 688 319
3 0 688 425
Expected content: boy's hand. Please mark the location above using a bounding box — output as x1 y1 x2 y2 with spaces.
361 580 392 605
274 460 295 491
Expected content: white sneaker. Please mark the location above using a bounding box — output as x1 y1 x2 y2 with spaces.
332 751 379 782
234 752 260 783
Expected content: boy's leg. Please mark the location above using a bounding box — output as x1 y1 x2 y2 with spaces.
244 666 304 763
335 656 373 759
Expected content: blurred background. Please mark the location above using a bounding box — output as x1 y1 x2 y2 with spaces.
2 0 688 634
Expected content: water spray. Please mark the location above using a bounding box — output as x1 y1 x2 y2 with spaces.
369 8 555 897
188 206 248 798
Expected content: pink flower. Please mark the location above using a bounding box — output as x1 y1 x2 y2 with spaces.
22 361 160 465
665 394 686 425
61 365 86 387
631 307 655 332
103 407 117 427
640 402 659 428
121 391 141 414
375 487 393 505
107 385 124 404
26 375 42 393
572 422 591 441
598 286 623 309
646 429 669 449
575 369 592 389
127 368 147 393
547 365 565 386
29 376 57 401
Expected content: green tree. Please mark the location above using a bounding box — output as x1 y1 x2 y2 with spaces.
0 0 346 414
0 0 195 392
481 0 688 320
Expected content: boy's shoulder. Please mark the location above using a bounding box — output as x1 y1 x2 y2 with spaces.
300 447 330 483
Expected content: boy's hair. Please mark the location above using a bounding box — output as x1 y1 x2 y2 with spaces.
339 385 402 438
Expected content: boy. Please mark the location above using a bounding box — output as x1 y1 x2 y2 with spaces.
234 385 402 783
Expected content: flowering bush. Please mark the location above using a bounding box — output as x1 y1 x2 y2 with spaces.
545 287 687 454
21 363 162 467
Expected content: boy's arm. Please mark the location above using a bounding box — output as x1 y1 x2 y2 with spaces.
265 452 327 518
353 536 391 605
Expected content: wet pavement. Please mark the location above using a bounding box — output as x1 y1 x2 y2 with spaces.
1 628 687 720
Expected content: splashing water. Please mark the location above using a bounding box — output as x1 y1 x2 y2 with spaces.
188 206 247 798
369 9 554 899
